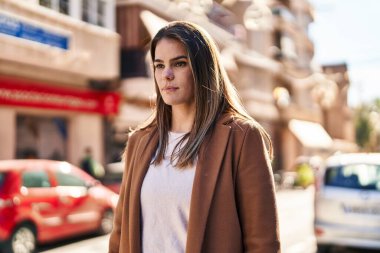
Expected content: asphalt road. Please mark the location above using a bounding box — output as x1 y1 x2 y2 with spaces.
37 187 377 253
39 234 109 253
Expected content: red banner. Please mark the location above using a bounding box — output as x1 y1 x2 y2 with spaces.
0 77 120 115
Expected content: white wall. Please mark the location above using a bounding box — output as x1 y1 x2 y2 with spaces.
68 114 104 166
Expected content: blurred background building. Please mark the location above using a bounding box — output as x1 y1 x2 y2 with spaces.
0 0 357 171
0 0 120 165
114 0 356 172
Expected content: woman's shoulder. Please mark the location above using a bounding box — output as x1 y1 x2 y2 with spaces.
221 113 273 158
220 113 263 134
127 126 156 144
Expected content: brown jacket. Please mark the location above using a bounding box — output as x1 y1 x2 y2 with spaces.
108 114 280 253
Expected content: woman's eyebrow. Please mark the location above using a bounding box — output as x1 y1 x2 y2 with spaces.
154 55 188 63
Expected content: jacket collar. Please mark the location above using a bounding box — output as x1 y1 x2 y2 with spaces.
186 115 232 253
128 114 233 253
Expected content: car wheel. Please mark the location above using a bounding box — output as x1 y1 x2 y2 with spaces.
98 209 114 235
3 224 37 253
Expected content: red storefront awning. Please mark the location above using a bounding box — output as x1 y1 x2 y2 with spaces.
0 77 120 115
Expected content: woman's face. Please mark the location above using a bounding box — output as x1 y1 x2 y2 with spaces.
154 38 195 110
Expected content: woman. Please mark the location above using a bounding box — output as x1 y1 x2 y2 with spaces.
109 21 280 253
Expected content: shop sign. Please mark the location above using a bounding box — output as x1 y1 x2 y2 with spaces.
0 77 120 115
0 12 69 50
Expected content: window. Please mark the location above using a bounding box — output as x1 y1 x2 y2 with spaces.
22 171 51 188
82 0 90 23
271 6 295 22
59 0 69 14
325 164 380 191
273 30 282 60
55 172 87 187
120 49 149 78
98 0 106 27
39 0 52 8
39 0 68 14
0 173 5 189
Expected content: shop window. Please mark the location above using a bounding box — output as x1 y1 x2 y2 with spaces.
22 170 51 188
16 115 67 160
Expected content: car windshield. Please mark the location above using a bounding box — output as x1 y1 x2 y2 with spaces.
325 164 380 191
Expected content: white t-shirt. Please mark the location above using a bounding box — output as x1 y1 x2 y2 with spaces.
140 132 196 253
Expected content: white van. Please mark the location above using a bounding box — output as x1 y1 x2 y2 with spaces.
314 153 380 252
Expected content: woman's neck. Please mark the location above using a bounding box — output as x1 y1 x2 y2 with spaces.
171 106 195 133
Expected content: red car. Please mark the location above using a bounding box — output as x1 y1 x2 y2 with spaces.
102 162 124 194
0 159 118 253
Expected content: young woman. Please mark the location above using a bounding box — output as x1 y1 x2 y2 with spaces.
109 21 280 253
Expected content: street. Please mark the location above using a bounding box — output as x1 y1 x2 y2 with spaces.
37 187 375 253
277 187 316 253
39 234 110 253
40 188 317 253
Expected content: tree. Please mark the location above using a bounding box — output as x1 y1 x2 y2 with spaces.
355 105 372 150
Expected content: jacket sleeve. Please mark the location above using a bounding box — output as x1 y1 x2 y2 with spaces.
235 125 281 253
108 162 127 253
108 132 137 253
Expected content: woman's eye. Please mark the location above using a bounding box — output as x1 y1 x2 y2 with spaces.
175 61 187 67
155 64 164 69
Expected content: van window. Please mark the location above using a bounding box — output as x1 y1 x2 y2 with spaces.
325 164 380 190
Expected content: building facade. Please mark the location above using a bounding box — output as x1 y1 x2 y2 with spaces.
322 63 356 151
113 0 356 171
0 0 120 166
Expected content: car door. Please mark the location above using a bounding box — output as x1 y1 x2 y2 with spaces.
21 168 65 242
53 166 102 235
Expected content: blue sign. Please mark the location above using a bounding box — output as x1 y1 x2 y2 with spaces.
0 13 69 50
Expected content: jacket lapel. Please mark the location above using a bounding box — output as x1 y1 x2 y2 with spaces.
186 116 232 253
129 128 159 253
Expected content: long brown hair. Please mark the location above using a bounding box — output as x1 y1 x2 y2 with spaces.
140 21 272 168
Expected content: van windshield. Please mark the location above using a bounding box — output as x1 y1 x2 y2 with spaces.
325 164 380 191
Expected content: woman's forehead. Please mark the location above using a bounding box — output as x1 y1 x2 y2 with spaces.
155 38 188 59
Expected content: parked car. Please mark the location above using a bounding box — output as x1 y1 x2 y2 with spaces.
314 153 380 253
101 162 124 194
0 159 118 253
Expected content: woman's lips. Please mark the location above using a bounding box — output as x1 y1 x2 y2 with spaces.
163 86 179 92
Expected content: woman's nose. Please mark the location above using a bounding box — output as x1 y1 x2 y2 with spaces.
164 68 174 80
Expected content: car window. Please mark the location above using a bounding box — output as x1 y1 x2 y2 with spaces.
22 170 51 188
55 172 86 187
0 173 5 189
325 164 380 190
